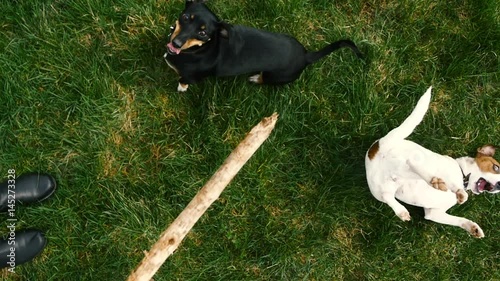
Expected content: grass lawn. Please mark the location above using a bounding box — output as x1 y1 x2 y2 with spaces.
1 0 499 280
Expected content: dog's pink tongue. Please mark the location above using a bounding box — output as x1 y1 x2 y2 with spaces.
167 42 181 54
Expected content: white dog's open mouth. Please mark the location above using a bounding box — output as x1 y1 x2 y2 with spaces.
475 178 500 194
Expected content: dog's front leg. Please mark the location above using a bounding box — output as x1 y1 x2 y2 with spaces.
177 82 189 92
175 77 190 92
406 158 468 204
454 189 468 204
424 208 484 238
430 177 448 191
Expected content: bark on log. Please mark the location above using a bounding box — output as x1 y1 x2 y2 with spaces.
127 113 279 281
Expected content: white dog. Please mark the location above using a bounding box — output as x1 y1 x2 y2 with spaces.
365 86 500 238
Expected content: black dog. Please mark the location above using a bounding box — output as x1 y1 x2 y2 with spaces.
164 0 363 92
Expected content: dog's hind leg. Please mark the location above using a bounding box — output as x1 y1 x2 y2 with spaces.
381 192 411 221
248 73 264 84
368 178 410 221
249 71 301 85
424 208 484 238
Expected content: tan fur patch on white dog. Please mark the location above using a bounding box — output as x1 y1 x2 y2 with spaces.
475 156 500 174
367 140 380 160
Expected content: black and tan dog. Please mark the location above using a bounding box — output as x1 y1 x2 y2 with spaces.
164 0 363 92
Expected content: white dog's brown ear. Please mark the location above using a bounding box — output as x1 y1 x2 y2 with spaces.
477 145 497 157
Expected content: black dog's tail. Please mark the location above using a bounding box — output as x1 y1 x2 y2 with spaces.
305 39 363 64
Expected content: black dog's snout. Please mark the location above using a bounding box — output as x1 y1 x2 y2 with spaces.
172 38 184 49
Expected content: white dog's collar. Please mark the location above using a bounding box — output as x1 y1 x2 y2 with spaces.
462 170 471 188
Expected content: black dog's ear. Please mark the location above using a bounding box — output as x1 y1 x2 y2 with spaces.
219 21 233 38
219 22 244 53
186 0 207 8
219 24 228 38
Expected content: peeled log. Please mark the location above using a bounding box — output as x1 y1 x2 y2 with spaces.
127 113 279 281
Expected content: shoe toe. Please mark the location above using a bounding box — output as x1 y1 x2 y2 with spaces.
16 172 57 204
35 173 57 201
0 172 57 212
0 229 47 268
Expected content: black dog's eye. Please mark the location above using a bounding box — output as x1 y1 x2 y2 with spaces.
198 30 207 37
182 14 190 21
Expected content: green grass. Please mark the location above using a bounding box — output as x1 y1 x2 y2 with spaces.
0 0 499 280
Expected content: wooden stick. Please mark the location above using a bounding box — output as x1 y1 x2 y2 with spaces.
127 113 279 281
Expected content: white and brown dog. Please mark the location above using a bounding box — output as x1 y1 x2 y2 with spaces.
365 86 500 238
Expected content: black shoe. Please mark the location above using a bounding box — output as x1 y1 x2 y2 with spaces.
0 172 57 212
0 229 47 269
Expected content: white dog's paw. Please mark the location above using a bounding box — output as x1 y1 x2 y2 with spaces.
398 211 411 221
456 189 468 204
465 222 484 238
430 177 448 191
177 83 188 92
248 74 263 84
